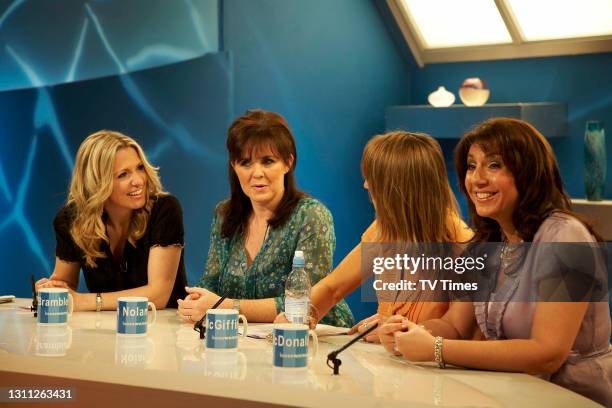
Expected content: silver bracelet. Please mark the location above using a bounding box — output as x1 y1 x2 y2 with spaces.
434 336 445 369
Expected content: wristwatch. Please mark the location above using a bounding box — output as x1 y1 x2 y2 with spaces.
95 293 102 312
233 298 240 313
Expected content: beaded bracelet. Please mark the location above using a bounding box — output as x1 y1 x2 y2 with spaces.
434 336 445 369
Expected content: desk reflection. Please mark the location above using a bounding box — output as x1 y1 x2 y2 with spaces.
115 336 155 367
34 325 72 357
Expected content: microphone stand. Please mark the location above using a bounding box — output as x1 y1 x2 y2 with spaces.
327 322 378 375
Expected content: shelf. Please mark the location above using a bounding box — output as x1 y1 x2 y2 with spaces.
385 102 567 139
571 198 612 240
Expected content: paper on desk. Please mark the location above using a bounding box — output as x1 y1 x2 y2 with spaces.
247 324 349 339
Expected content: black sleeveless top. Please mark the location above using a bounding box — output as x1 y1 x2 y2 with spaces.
54 194 187 308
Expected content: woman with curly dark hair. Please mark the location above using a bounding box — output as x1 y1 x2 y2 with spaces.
380 118 611 406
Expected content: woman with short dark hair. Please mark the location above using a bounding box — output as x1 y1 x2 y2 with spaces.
178 110 353 326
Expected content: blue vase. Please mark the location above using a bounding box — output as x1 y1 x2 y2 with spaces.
584 121 606 201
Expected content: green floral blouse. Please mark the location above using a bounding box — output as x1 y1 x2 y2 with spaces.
197 197 354 327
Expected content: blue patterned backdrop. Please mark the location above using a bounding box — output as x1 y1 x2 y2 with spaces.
1 0 409 323
0 0 227 296
0 0 218 90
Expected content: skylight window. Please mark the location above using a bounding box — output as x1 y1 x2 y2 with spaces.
387 0 612 66
506 0 612 41
401 0 512 48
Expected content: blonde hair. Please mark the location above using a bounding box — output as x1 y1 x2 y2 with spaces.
361 131 460 243
67 130 166 267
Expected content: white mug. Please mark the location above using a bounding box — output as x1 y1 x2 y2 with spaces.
37 288 73 325
116 297 156 336
205 309 248 350
272 323 318 369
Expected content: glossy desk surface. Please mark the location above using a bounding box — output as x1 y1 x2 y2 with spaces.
0 299 599 407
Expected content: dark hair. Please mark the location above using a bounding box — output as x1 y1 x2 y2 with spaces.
219 109 306 238
455 117 601 242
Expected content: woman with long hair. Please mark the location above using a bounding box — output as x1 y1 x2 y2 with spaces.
284 130 473 341
177 110 353 326
36 130 187 310
379 118 611 405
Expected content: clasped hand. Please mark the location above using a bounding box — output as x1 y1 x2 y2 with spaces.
35 277 71 291
35 277 82 310
177 287 221 323
347 314 380 343
379 315 435 361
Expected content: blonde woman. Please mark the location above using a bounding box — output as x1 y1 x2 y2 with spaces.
277 131 474 341
36 131 187 310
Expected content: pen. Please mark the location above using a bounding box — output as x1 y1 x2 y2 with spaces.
193 295 228 339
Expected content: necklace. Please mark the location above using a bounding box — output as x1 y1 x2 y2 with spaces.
500 238 523 271
483 236 525 338
492 234 525 293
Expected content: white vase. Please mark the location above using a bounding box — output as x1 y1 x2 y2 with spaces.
427 86 455 107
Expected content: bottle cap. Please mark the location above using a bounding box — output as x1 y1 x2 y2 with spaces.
293 250 305 267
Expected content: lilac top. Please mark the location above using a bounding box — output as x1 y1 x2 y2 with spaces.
474 213 611 406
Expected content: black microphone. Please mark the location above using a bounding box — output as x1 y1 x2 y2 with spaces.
326 322 379 375
193 295 228 339
30 274 38 317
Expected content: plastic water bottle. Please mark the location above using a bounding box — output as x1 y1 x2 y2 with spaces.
284 250 311 324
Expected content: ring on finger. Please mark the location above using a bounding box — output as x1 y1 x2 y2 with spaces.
363 321 369 330
187 315 191 322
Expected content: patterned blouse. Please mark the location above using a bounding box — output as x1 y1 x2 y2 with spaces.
197 197 354 327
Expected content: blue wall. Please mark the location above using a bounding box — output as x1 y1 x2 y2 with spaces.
0 53 233 296
0 0 412 322
409 53 612 209
0 0 228 297
0 0 218 90
223 0 411 321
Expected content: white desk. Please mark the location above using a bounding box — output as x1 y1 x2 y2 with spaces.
0 299 600 407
